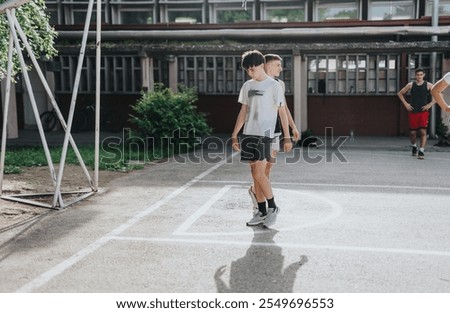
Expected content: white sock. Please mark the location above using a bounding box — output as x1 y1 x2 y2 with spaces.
419 147 424 152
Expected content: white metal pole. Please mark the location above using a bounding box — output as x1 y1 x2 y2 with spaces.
430 0 439 138
52 0 95 207
10 13 95 190
6 8 64 206
0 32 14 195
94 0 102 191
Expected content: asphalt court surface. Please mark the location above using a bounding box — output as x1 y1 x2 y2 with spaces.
1 143 450 293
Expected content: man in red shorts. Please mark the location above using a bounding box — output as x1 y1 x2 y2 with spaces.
398 68 435 159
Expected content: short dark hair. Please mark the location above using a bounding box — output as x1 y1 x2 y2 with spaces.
241 50 265 70
415 68 425 74
264 54 282 63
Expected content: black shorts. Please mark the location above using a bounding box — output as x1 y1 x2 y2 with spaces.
240 135 273 162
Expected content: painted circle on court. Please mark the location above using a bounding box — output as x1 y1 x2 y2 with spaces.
177 186 343 236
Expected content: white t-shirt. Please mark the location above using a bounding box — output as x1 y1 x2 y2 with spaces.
274 79 286 137
443 72 450 84
238 77 285 138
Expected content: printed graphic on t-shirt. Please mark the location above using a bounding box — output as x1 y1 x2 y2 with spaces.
248 89 264 97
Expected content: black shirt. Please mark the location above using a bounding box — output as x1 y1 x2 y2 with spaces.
410 81 431 113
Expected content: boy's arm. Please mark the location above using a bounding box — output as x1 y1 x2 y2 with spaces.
278 105 293 152
431 79 450 113
397 83 413 111
231 104 248 151
422 82 437 111
285 106 300 141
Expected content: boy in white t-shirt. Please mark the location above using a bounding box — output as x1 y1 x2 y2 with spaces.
431 72 450 113
231 50 292 227
247 54 300 218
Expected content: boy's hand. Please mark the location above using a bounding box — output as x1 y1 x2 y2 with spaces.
283 138 293 153
292 128 301 142
231 137 240 151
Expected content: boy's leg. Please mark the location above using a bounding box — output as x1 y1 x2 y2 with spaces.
418 128 427 159
250 149 275 209
251 160 273 202
409 129 417 145
265 150 276 179
247 160 273 226
418 128 427 148
409 129 418 156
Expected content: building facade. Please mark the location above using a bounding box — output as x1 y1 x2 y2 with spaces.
3 0 450 136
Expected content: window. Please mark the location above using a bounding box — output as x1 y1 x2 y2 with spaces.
153 59 170 88
159 0 205 23
208 0 254 23
368 0 415 20
178 55 292 95
315 0 359 21
425 0 450 16
54 55 142 94
178 56 244 94
62 0 107 25
260 0 306 22
307 54 399 95
45 0 60 25
110 0 155 25
407 53 443 83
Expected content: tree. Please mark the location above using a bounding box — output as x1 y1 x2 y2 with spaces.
0 0 57 81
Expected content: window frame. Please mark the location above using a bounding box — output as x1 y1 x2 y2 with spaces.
314 0 359 21
177 54 292 95
260 0 307 22
368 0 416 21
424 0 450 16
110 0 156 25
306 53 400 95
208 0 255 23
54 54 142 94
159 0 205 23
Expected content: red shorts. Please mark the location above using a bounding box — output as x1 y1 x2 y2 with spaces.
408 111 429 130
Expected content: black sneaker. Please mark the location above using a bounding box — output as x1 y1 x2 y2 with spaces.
418 150 424 159
412 146 418 156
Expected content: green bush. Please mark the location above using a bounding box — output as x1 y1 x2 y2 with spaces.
129 84 211 151
435 116 449 139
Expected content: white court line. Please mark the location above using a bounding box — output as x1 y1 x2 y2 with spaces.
110 235 450 258
15 152 238 293
199 180 450 191
172 186 344 236
348 150 450 161
172 184 236 235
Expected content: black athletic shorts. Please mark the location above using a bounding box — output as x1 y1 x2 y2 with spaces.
240 135 273 162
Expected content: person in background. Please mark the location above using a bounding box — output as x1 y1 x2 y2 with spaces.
397 68 435 159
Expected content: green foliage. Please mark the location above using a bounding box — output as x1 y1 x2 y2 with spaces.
129 84 212 151
0 0 57 80
435 116 449 139
3 165 22 174
2 145 147 173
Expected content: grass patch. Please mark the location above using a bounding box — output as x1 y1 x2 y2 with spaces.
3 145 168 174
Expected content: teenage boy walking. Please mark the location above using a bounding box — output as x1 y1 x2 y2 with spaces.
248 54 300 217
398 68 435 159
231 50 292 227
